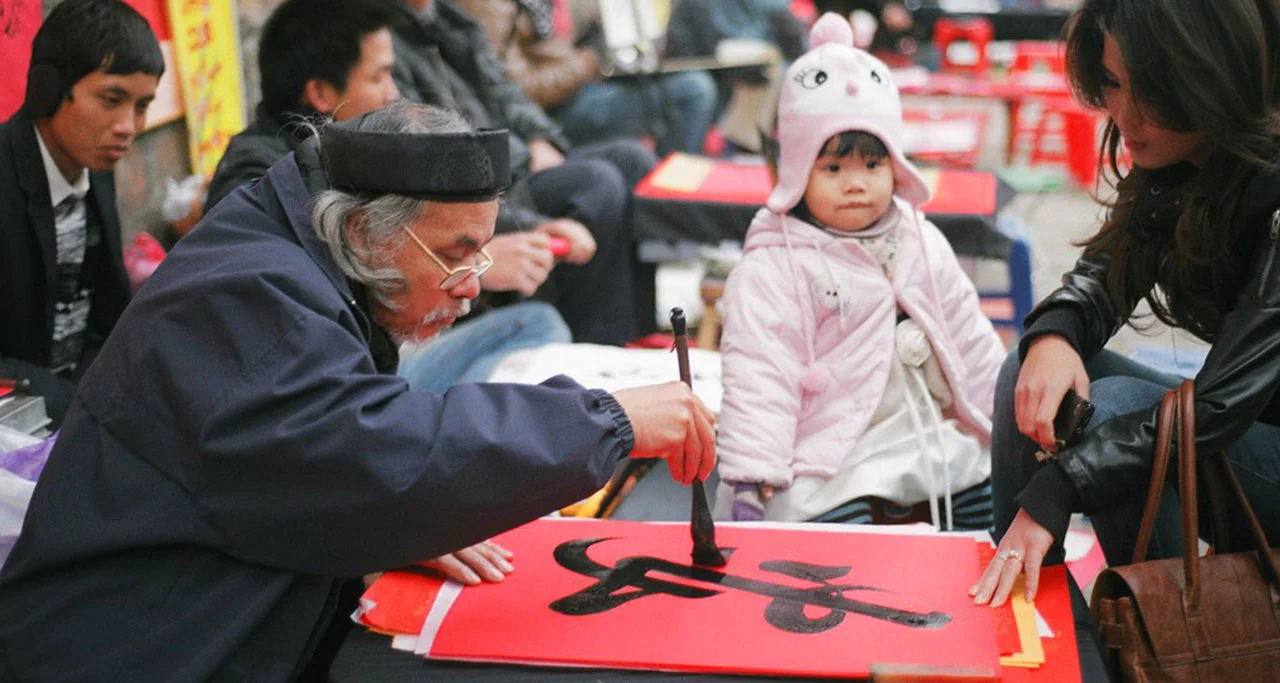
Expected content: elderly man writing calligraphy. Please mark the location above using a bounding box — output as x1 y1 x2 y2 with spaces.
0 102 716 680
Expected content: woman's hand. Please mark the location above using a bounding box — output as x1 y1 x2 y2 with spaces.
971 509 1055 606
1016 334 1090 451
420 541 515 585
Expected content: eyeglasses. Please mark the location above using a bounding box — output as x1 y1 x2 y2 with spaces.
401 226 494 290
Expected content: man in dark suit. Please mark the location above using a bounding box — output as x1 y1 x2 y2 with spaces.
0 0 163 428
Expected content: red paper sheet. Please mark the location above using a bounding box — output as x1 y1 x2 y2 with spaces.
634 156 998 218
1001 566 1081 683
976 544 1083 681
424 519 999 678
0 0 41 122
695 163 777 205
361 569 446 635
635 157 772 203
923 170 997 216
977 544 1023 658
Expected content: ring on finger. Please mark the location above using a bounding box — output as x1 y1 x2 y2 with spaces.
1007 548 1024 562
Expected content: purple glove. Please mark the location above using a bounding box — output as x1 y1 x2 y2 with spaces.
730 483 766 522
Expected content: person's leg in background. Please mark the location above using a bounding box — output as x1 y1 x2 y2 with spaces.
551 72 716 157
527 157 638 344
989 347 1181 682
653 70 717 155
567 138 658 187
396 302 571 393
565 139 660 337
550 80 656 152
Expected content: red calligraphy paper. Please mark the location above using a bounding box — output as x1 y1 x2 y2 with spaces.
0 0 40 122
422 519 999 678
634 154 998 219
361 569 446 635
1000 565 1081 683
977 543 1023 658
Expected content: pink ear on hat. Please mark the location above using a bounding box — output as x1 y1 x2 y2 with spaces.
809 12 854 49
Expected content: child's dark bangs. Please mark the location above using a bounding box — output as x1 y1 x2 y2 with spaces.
824 131 889 160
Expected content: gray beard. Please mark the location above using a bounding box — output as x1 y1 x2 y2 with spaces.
387 298 472 345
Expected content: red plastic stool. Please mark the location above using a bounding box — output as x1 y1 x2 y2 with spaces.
933 17 993 75
1021 97 1104 189
1010 40 1065 75
1057 100 1103 188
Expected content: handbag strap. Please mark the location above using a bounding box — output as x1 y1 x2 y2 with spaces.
1130 386 1179 565
1175 381 1203 609
1137 380 1280 608
1213 449 1280 586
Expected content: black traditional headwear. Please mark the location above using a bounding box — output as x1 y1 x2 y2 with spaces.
319 113 511 202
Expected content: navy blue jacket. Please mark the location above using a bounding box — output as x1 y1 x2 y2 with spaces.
0 154 633 681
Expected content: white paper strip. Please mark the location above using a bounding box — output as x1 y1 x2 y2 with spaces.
415 580 464 656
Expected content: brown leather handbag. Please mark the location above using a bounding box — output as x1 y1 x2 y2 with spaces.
1090 380 1280 681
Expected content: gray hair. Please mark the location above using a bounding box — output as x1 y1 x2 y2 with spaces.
311 102 472 309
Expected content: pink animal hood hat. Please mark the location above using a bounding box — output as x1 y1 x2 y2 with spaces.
766 13 932 214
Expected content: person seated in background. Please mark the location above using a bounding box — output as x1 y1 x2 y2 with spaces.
0 0 163 429
662 0 807 154
456 0 717 156
204 0 400 211
664 0 806 64
386 0 659 345
206 0 570 391
0 101 717 681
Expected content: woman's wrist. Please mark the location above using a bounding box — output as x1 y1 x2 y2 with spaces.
1013 463 1081 543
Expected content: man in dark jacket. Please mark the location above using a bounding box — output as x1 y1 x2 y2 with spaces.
204 0 401 212
388 0 659 345
0 102 716 680
207 0 572 392
0 0 163 428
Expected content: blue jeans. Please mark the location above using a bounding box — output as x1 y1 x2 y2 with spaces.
395 302 570 393
991 347 1280 681
551 71 718 155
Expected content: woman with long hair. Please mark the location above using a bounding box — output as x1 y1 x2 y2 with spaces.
971 0 1280 677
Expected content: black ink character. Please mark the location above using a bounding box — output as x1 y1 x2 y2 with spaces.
550 538 950 634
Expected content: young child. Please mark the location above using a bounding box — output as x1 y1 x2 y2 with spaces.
715 13 1006 530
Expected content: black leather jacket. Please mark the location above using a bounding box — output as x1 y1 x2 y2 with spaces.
1016 162 1280 540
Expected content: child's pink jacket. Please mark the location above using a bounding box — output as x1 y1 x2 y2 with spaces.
716 200 1006 487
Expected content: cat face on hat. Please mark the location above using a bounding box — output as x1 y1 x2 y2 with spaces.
767 13 931 213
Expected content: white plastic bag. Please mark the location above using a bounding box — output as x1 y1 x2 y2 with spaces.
0 428 54 570
0 469 35 569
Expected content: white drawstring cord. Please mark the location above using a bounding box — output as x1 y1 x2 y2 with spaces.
908 366 954 531
779 217 820 370
898 378 941 529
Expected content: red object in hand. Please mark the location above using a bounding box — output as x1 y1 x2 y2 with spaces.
547 236 572 258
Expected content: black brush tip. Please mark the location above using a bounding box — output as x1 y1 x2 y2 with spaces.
692 545 728 567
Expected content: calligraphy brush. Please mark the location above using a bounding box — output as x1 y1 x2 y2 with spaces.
670 307 727 567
